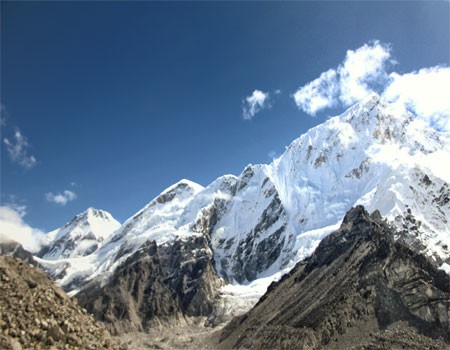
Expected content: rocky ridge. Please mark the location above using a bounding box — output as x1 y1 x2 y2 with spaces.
76 234 222 334
0 256 123 350
0 239 38 267
219 206 450 349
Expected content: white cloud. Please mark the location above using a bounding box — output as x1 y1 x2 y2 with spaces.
293 41 449 132
242 90 270 120
293 41 392 115
338 41 392 105
383 66 450 131
2 194 27 218
293 69 339 116
0 206 46 253
3 129 37 169
45 190 77 206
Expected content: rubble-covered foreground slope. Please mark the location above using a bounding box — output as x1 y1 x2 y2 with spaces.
219 206 450 350
0 256 124 350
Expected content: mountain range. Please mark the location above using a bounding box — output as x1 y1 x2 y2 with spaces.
8 93 448 335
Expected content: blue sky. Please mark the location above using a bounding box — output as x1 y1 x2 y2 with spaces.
1 1 449 232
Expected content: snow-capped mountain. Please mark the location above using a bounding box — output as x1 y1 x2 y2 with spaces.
38 208 121 260
270 94 450 268
37 94 450 307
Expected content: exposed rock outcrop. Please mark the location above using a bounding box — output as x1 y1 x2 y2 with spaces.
0 256 123 350
219 206 450 349
0 240 38 267
76 235 222 334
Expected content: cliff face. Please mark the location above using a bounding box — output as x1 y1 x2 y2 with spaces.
219 206 450 350
0 256 122 350
76 235 222 334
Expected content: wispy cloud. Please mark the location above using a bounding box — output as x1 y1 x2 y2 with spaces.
3 128 37 169
242 90 270 120
293 41 393 115
0 205 46 253
45 190 77 206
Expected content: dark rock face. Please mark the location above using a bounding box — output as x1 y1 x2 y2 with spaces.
212 171 290 283
228 190 287 283
0 241 38 267
395 170 450 266
0 256 122 350
155 182 191 204
219 206 450 350
192 197 228 239
76 235 222 334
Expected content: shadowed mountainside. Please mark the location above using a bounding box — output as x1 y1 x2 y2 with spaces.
219 206 450 350
76 235 222 334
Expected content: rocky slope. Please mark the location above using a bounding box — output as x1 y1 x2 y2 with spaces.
76 234 222 334
219 206 450 350
0 256 123 350
0 239 38 267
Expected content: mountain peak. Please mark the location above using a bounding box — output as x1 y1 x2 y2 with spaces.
165 178 204 193
153 179 204 205
85 207 102 215
361 91 381 105
64 207 118 233
341 204 372 225
39 208 120 260
80 207 110 220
